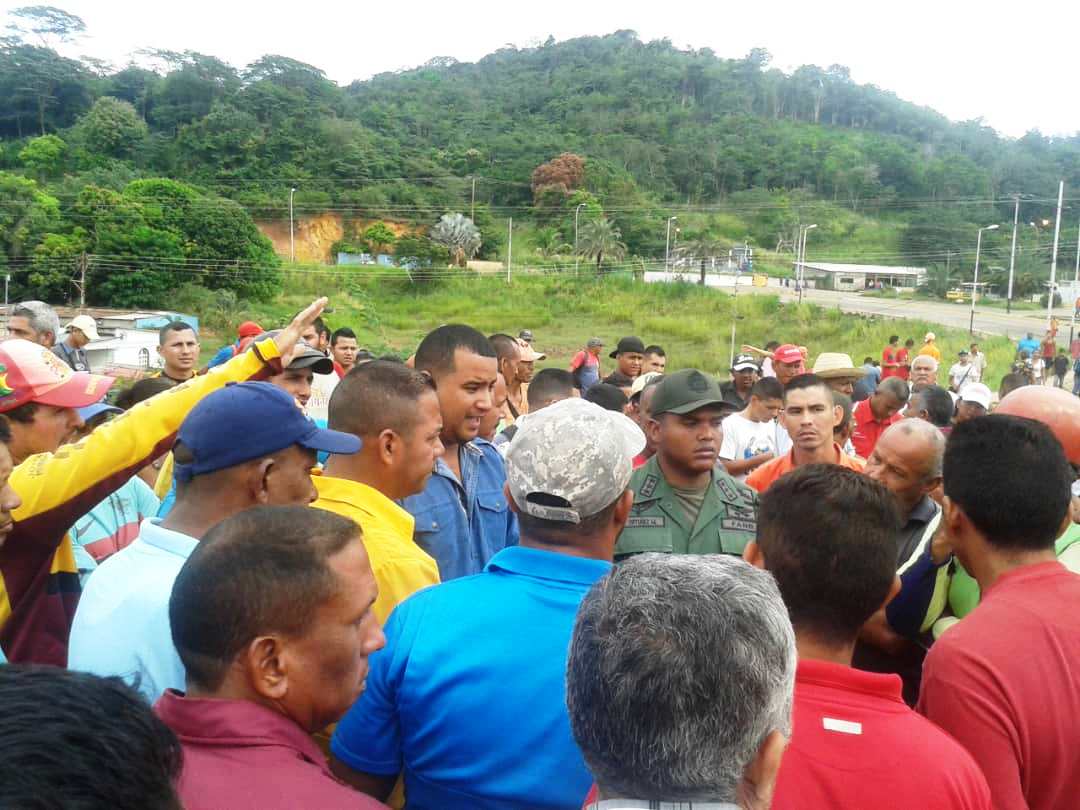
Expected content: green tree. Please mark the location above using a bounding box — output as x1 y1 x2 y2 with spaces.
73 96 148 158
18 133 66 178
577 218 627 273
0 172 59 259
362 222 397 257
29 231 84 301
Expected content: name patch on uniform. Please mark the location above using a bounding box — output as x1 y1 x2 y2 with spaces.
639 475 659 499
823 717 862 735
626 516 665 528
721 519 756 533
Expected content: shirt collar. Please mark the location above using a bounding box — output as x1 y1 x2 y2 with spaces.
904 495 939 527
795 657 904 704
485 545 611 586
313 473 412 526
588 800 739 809
154 690 329 770
433 441 482 478
138 518 198 559
984 560 1070 598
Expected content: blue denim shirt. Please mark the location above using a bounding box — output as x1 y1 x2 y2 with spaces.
401 439 518 581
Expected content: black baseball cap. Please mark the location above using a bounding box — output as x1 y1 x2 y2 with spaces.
609 336 646 359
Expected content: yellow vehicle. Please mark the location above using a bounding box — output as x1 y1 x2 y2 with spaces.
946 288 968 303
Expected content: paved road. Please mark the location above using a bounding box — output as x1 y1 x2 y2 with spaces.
748 286 1074 341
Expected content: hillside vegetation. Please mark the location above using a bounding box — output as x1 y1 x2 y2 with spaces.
2 9 1078 310
190 273 1018 391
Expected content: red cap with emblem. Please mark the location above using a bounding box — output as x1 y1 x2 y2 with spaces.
0 339 115 413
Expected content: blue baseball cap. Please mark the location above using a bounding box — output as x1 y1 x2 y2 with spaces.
77 402 122 422
173 382 360 483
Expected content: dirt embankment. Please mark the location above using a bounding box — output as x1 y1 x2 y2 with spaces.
256 214 414 263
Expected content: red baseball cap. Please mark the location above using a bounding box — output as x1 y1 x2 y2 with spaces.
0 339 115 413
774 344 804 364
237 321 264 339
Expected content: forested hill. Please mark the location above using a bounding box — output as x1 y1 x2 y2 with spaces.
2 15 1079 308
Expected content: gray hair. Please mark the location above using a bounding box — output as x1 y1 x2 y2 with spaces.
566 553 796 802
877 376 910 402
911 354 939 372
12 301 60 342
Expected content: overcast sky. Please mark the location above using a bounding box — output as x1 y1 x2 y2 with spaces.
6 0 1077 138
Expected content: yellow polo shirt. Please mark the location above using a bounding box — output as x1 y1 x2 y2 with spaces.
312 473 440 623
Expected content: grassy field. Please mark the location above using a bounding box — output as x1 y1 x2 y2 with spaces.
197 272 1019 391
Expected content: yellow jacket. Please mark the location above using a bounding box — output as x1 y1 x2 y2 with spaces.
0 340 284 664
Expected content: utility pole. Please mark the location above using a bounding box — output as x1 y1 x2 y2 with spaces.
665 216 677 278
1047 180 1064 330
798 224 817 304
4 274 9 310
970 224 999 334
1070 217 1080 349
289 187 297 263
72 253 88 310
1006 195 1019 313
506 218 512 284
470 176 476 221
574 203 585 274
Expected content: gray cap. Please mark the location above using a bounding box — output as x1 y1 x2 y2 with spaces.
586 337 605 348
506 398 645 524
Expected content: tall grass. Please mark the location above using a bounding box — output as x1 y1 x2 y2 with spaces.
220 273 1018 389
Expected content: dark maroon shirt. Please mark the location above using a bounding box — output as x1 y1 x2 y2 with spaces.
155 690 386 810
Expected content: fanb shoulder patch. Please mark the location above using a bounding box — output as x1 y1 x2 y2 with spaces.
639 474 659 499
626 516 665 529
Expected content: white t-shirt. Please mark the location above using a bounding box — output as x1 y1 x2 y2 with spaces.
307 370 339 424
721 413 783 481
948 362 979 391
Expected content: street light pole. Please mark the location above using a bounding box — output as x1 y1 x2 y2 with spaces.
665 216 677 278
574 203 586 274
970 223 999 335
1006 195 1019 313
289 187 297 263
798 224 817 304
1047 180 1064 330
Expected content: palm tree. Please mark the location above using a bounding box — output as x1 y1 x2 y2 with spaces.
577 218 627 273
534 226 571 259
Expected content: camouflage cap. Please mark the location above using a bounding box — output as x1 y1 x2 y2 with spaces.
650 368 726 416
506 398 645 524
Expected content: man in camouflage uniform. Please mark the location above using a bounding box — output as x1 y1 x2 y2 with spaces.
616 369 758 559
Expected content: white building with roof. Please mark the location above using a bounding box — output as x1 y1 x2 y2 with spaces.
794 262 927 292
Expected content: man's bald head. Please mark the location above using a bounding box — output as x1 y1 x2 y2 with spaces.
865 418 945 516
885 418 945 478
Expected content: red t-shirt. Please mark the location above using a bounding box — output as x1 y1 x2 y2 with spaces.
918 562 1080 810
773 659 991 810
850 398 900 459
895 347 911 380
881 345 898 378
155 691 387 810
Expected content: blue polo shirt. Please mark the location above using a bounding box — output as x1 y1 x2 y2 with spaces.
400 439 518 581
68 518 194 702
331 545 610 810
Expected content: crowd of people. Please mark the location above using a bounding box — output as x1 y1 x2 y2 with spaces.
0 298 1078 810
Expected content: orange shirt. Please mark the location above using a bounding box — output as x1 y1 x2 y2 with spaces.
746 444 865 493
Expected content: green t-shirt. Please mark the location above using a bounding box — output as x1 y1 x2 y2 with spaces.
671 483 709 531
